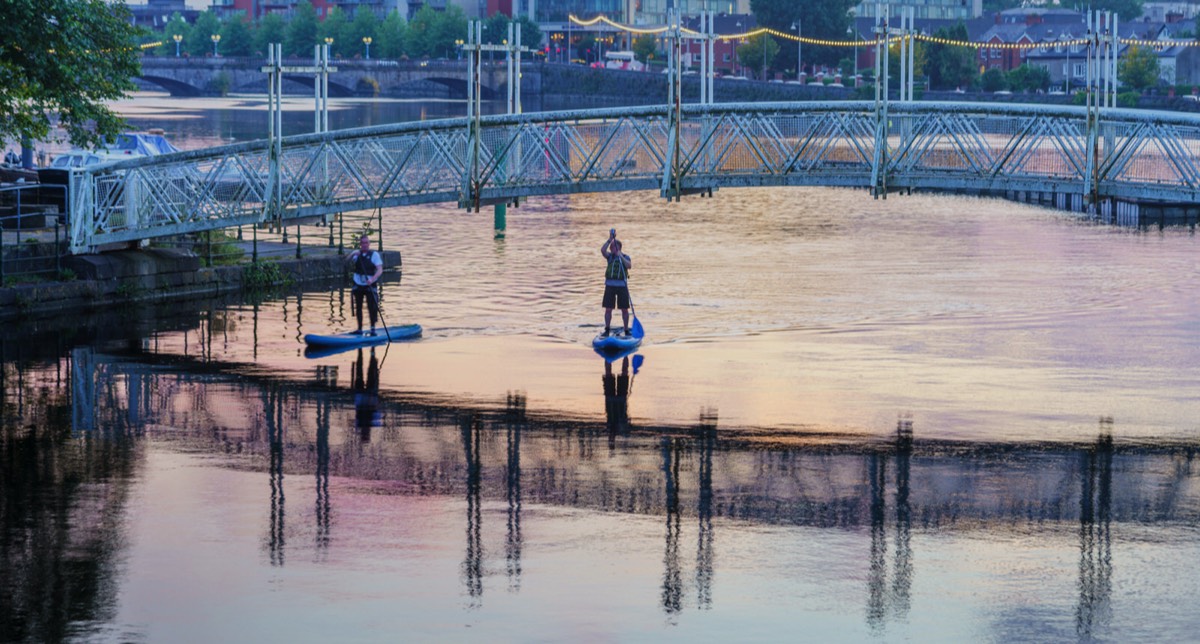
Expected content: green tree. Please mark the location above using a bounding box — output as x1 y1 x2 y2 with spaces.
737 33 781 80
376 10 408 59
284 1 319 57
632 33 657 64
255 13 287 56
0 0 142 148
514 16 542 53
885 39 927 87
188 10 222 57
925 24 977 90
1006 63 1050 92
750 0 859 71
1119 44 1161 91
1092 0 1143 21
406 4 439 57
220 12 255 57
483 12 510 44
577 33 597 62
350 7 380 58
320 7 351 57
155 12 189 57
980 67 1008 92
428 5 467 59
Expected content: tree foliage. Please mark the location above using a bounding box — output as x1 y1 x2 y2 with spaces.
219 12 254 57
0 0 142 148
737 34 781 80
980 67 1008 92
632 34 657 64
750 0 859 70
1006 63 1050 92
284 1 320 57
376 11 408 59
1119 44 1161 91
925 24 977 90
1092 0 1144 22
255 13 288 56
319 7 352 57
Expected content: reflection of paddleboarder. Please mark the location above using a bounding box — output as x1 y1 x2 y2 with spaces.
603 356 631 434
353 347 380 441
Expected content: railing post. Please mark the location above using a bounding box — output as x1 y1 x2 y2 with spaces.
661 10 683 201
871 3 891 198
1084 11 1100 208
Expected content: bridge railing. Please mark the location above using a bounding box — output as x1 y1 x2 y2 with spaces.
66 102 1200 253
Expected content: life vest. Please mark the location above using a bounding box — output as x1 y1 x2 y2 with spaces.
354 252 377 278
605 254 629 282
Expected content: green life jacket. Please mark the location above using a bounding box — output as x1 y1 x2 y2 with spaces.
606 254 629 281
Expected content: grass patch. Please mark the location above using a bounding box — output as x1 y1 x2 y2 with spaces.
197 230 245 266
243 260 294 291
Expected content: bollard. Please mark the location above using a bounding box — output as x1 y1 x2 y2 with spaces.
494 203 506 238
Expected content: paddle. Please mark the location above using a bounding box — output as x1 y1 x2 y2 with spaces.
367 285 391 345
627 293 644 339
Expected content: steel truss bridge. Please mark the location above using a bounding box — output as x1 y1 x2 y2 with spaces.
66 100 1200 253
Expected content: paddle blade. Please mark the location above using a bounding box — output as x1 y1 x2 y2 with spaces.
632 354 644 374
631 316 645 338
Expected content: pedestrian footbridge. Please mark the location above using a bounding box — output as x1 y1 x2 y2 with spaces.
65 101 1200 253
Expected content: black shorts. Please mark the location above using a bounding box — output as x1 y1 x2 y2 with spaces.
603 284 630 309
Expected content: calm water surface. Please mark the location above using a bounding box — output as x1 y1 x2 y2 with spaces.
3 96 1199 641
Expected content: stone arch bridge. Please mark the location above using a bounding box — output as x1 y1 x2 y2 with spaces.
137 56 529 99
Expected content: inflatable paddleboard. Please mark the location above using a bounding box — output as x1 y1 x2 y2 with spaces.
304 324 422 348
592 319 643 352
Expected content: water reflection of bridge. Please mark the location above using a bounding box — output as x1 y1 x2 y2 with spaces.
23 341 1188 630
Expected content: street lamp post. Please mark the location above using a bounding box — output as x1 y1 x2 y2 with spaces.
324 36 333 57
791 19 801 81
455 38 464 60
363 36 372 60
762 35 768 80
211 33 220 57
173 33 182 58
848 25 857 81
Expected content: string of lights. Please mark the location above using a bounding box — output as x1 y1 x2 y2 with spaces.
568 14 1200 50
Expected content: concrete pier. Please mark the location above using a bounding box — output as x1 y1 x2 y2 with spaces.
0 242 401 322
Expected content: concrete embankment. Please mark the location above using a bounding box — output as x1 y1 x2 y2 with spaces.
0 243 400 323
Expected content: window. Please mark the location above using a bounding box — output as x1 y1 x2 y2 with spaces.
723 53 730 62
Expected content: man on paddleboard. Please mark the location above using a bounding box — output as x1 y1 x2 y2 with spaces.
347 234 384 335
601 229 632 336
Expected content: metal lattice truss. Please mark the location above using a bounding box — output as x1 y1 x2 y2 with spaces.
68 101 1200 253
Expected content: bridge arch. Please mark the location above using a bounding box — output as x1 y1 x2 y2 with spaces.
66 101 1200 252
136 75 205 98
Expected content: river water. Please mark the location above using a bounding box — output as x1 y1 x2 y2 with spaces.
3 94 1199 641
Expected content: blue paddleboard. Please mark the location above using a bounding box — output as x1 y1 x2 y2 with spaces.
592 318 644 352
304 324 422 348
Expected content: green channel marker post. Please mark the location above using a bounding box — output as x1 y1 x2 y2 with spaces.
494 203 506 238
